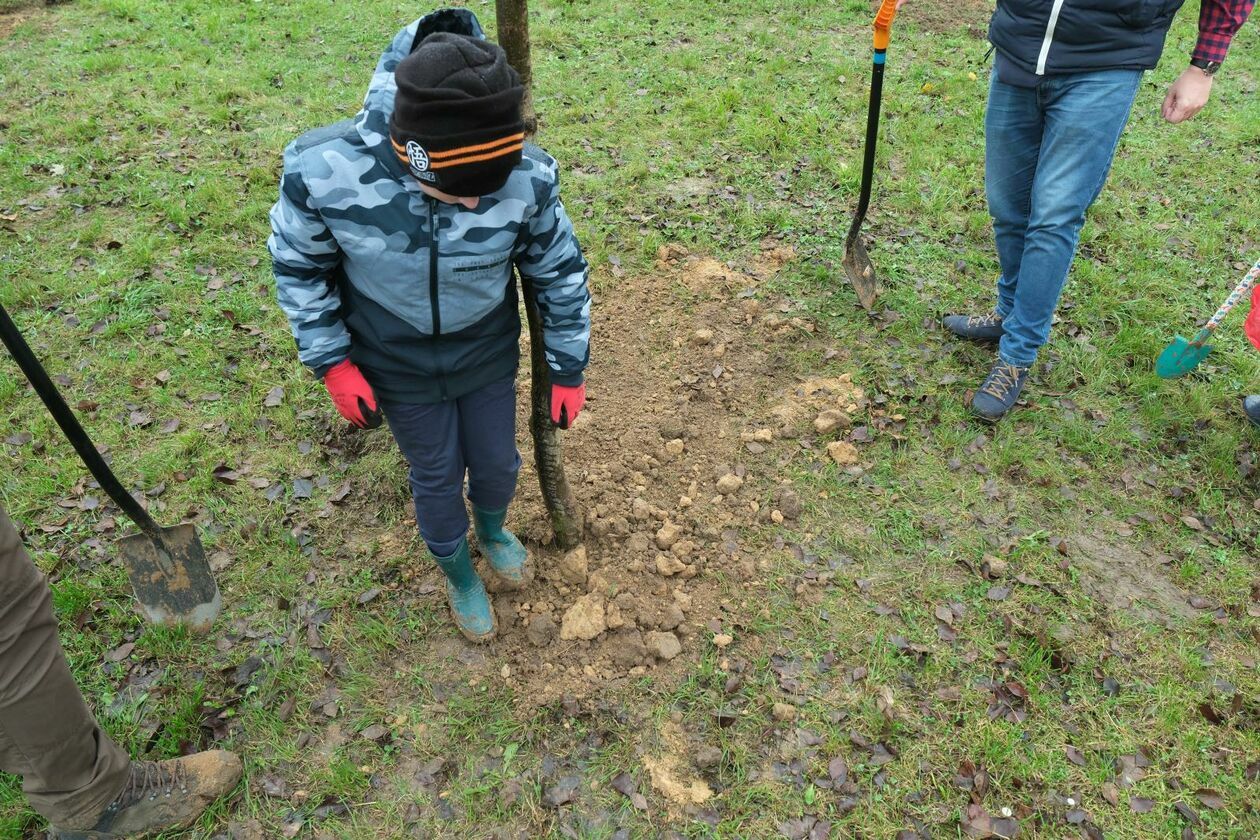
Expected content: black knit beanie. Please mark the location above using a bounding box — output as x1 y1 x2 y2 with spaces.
389 32 525 197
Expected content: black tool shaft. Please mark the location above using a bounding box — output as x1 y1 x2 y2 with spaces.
0 302 164 542
846 54 887 245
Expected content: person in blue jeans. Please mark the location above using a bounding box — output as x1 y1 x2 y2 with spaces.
930 0 1254 421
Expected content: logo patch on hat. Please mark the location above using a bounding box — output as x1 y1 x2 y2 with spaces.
405 140 433 177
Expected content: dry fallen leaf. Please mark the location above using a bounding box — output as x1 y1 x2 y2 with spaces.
1194 789 1224 811
610 772 647 810
106 642 135 662
212 464 241 484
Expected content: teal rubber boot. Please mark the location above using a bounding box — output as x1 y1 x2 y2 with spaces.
472 506 530 590
432 537 497 643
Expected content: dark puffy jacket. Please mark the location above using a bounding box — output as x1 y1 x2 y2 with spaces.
990 0 1188 75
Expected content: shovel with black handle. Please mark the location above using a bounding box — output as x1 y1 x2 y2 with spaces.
842 0 900 311
0 302 222 633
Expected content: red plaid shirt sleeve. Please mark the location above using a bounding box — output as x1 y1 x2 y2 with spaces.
1194 0 1255 63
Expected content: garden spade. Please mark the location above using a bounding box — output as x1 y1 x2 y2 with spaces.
842 0 900 311
0 302 221 632
1156 257 1260 378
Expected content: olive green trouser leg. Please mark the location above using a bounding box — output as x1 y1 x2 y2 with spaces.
0 505 129 827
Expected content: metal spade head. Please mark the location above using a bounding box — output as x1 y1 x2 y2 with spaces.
118 523 221 633
842 231 879 311
1155 335 1214 379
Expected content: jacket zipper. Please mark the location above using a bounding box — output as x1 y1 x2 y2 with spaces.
427 197 449 400
1036 0 1067 75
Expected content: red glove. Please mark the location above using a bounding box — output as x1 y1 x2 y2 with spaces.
323 359 382 429
1246 284 1260 352
550 383 585 430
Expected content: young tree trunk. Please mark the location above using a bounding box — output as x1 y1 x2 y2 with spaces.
496 0 582 549
495 0 537 136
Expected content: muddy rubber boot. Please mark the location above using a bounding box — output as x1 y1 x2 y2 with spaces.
49 751 242 839
472 506 529 590
433 537 497 643
971 360 1030 423
1245 395 1260 428
943 311 1006 343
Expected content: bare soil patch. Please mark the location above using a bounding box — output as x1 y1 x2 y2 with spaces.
898 0 992 35
0 3 44 40
359 241 870 706
1070 533 1195 625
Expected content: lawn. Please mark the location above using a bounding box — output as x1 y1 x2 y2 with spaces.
1 0 1257 837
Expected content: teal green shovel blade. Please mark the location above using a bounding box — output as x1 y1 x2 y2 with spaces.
1155 335 1213 378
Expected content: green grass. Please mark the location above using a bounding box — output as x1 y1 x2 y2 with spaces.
2 0 1259 837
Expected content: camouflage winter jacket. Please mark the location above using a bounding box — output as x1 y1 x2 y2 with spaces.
267 10 591 404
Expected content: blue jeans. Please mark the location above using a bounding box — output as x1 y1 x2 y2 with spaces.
986 68 1142 367
381 374 521 558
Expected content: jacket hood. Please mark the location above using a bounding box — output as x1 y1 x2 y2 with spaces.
354 8 487 171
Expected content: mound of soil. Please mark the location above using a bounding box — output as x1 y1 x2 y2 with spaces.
374 241 870 704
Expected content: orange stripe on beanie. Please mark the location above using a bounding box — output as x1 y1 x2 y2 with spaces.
388 32 525 196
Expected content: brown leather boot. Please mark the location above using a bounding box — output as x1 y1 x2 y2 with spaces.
49 751 242 839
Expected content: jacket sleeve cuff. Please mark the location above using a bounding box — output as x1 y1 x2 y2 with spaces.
549 370 585 388
311 357 347 380
1191 43 1230 64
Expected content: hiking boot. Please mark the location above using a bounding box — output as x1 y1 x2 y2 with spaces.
472 506 529 590
432 536 497 643
943 311 1006 342
971 360 1030 422
49 751 242 839
1245 395 1260 428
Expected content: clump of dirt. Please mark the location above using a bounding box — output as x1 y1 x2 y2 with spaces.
767 375 865 438
1070 533 1194 625
640 721 715 811
368 240 870 705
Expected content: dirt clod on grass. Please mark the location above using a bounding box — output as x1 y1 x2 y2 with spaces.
642 722 716 810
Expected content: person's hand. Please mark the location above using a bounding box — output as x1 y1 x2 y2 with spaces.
550 383 585 430
323 359 383 429
896 0 908 7
1162 67 1214 123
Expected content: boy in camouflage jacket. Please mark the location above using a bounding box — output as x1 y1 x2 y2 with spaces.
268 9 591 642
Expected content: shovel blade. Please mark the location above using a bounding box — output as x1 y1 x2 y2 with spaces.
1156 335 1213 379
842 232 879 311
118 524 221 633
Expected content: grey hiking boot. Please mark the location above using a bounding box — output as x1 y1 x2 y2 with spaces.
971 360 1030 422
1245 395 1260 428
50 751 242 839
943 311 1006 342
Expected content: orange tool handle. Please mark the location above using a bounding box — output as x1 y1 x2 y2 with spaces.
873 0 898 50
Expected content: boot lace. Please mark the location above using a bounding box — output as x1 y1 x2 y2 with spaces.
966 312 1003 329
981 363 1024 400
110 761 189 810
